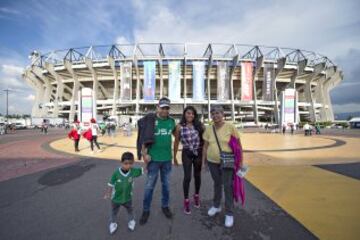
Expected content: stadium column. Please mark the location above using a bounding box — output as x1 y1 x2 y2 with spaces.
85 58 98 118
230 54 239 122
134 58 140 115
183 44 187 108
287 59 307 88
322 67 342 121
23 69 43 117
64 60 81 122
206 55 213 122
306 63 326 122
253 56 263 125
108 56 119 116
45 62 64 118
31 66 53 117
273 57 286 125
159 58 163 98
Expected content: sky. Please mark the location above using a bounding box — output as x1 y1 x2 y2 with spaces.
0 0 359 115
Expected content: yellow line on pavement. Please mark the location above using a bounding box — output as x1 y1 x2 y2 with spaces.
246 165 360 240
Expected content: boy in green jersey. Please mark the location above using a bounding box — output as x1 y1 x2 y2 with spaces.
104 152 143 234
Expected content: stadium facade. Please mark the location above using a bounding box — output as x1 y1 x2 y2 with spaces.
23 43 343 124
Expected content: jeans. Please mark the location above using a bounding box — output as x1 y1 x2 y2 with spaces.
208 161 234 216
110 200 134 223
143 161 172 212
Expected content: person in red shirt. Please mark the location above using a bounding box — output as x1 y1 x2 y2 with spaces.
68 120 81 152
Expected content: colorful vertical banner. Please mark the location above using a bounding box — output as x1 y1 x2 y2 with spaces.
283 88 296 124
120 62 132 100
168 61 181 100
78 87 94 124
143 61 156 101
217 62 230 100
241 62 253 101
262 63 275 101
192 61 205 101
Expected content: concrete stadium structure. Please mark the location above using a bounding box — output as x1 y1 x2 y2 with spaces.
23 43 343 124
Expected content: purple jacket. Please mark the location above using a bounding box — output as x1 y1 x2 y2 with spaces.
229 135 245 206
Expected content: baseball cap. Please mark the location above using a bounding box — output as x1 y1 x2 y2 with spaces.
159 97 171 108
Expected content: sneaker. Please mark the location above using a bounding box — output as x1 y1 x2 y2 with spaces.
193 194 200 208
184 199 191 215
225 215 234 228
162 207 173 219
207 206 221 217
139 211 150 225
128 220 136 231
109 222 118 234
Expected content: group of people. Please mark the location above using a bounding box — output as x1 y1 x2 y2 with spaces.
104 97 246 234
68 118 102 153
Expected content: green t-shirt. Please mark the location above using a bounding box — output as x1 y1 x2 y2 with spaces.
108 167 143 204
148 117 176 162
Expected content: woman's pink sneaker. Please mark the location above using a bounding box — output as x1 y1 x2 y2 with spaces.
193 194 200 208
184 199 191 214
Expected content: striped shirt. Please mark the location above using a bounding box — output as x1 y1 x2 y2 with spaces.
180 125 200 156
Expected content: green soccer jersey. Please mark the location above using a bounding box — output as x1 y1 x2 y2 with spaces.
148 117 176 162
108 167 143 204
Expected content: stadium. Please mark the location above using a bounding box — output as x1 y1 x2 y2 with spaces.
22 43 343 125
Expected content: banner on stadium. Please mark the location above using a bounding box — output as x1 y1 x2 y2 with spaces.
217 62 230 100
120 62 132 100
241 62 253 101
143 61 156 101
192 61 205 100
262 63 275 101
168 61 181 100
282 88 296 124
78 87 94 124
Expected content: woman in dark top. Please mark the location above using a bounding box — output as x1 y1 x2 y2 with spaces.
174 106 204 215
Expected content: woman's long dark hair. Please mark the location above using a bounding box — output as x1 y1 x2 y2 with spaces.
180 106 204 143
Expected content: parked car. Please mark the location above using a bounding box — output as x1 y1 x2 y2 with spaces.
15 122 27 130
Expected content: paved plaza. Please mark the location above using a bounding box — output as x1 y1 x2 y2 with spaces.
0 128 359 239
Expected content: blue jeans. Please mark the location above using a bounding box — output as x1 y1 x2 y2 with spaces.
143 161 172 212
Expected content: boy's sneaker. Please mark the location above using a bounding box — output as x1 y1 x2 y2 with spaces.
109 222 118 234
193 194 200 208
139 211 150 225
128 220 136 231
184 199 191 215
162 207 173 219
225 215 234 228
207 206 221 217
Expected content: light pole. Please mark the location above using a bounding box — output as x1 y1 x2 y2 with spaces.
2 89 15 134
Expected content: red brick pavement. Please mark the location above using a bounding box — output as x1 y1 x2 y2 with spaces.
0 130 79 182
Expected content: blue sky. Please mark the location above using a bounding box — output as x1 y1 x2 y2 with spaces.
0 0 359 115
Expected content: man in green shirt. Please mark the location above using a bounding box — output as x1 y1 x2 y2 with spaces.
139 97 176 225
104 152 143 234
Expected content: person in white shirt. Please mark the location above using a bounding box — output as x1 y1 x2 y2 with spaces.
90 118 101 152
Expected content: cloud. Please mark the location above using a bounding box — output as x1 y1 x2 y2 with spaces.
25 94 35 101
116 36 130 44
1 0 359 115
0 64 25 88
130 0 360 59
330 48 360 107
333 103 360 114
